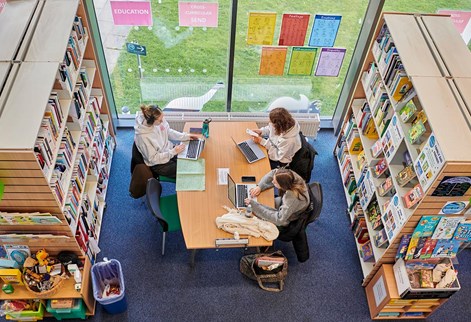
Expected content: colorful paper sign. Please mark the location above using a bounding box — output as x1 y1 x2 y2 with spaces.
309 14 342 47
110 1 153 26
278 13 310 46
439 201 469 215
0 0 6 14
414 133 445 193
315 47 346 77
432 176 471 197
259 47 287 76
178 2 218 27
437 10 471 44
288 47 317 76
247 12 277 45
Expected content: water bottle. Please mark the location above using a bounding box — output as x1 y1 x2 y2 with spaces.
202 118 212 138
245 205 253 218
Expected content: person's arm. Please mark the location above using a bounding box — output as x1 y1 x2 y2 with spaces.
257 169 276 191
136 137 176 166
168 128 190 141
249 191 307 226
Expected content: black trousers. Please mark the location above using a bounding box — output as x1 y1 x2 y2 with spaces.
270 159 288 170
150 156 178 178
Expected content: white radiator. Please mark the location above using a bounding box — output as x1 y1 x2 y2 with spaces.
164 112 321 139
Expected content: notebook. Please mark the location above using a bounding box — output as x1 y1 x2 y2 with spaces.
231 137 266 163
227 174 257 208
178 139 205 160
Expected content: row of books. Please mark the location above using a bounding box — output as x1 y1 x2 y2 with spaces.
69 82 90 122
0 212 62 225
356 101 378 139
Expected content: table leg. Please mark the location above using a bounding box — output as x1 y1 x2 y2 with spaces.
190 249 197 267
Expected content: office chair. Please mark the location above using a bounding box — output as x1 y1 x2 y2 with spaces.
145 178 181 255
277 182 323 262
131 142 176 183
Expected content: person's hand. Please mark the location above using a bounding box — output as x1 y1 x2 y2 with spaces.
249 186 261 197
252 129 262 135
189 134 199 140
174 144 185 154
252 136 262 144
244 198 251 206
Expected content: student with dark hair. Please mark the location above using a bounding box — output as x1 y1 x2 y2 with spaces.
134 104 197 178
244 169 309 227
249 107 301 169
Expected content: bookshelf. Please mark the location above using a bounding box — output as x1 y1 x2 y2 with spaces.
335 11 471 297
0 0 115 315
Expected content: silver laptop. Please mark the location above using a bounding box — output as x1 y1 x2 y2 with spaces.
178 138 205 160
227 174 257 208
231 137 266 163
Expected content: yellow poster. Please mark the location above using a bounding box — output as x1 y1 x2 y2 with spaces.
288 47 318 76
247 12 277 45
259 47 287 76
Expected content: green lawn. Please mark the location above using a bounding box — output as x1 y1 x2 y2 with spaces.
109 0 470 116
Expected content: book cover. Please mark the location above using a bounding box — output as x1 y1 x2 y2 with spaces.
431 239 462 258
405 237 419 260
413 237 427 259
391 76 413 101
395 234 411 259
396 165 416 187
419 237 437 259
360 240 374 262
431 217 464 240
399 99 417 123
453 223 471 242
408 119 426 144
4 245 30 267
403 184 424 208
412 216 441 238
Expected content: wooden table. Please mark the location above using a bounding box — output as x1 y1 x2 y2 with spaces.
177 122 274 262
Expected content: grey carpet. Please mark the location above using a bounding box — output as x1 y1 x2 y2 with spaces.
41 128 471 322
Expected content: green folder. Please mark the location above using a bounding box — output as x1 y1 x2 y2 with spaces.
176 159 205 191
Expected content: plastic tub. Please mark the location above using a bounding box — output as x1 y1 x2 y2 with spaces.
91 258 127 314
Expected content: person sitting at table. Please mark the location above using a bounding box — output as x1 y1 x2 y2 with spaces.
248 107 302 169
244 168 309 227
134 104 197 178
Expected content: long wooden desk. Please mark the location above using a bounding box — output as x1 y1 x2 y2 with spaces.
177 122 274 255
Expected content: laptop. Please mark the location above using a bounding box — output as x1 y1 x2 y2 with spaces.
231 137 266 163
227 174 257 208
178 138 205 160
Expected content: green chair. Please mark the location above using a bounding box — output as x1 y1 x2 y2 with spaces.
145 178 181 255
159 175 176 183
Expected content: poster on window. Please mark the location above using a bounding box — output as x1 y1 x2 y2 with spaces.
259 47 287 76
288 47 317 76
314 47 345 77
308 14 342 47
247 12 277 45
278 13 310 46
178 2 219 27
110 1 152 26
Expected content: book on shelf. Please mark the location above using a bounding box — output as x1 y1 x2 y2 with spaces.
374 228 389 248
378 176 394 197
453 222 471 242
405 236 419 260
403 183 424 208
412 216 441 238
370 138 383 158
360 240 374 262
419 237 437 259
395 234 411 259
390 73 413 102
431 239 462 258
399 99 417 123
408 119 426 144
431 217 464 240
396 165 417 187
403 150 413 167
372 158 388 177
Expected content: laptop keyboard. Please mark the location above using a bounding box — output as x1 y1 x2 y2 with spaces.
186 140 199 159
237 184 248 207
238 142 257 162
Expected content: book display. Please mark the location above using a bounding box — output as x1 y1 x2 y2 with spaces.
335 12 471 319
0 0 115 316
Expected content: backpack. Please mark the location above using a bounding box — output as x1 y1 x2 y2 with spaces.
289 132 318 182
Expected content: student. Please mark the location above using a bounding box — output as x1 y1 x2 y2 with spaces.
134 104 197 178
244 169 310 227
249 107 302 169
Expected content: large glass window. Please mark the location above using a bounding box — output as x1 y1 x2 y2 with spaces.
93 0 369 117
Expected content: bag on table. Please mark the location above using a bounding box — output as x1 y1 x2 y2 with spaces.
239 250 288 292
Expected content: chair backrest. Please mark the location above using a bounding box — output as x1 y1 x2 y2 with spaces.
289 132 318 182
131 142 145 174
145 178 169 231
306 182 323 225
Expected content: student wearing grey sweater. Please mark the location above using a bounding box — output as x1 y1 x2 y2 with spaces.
245 169 310 227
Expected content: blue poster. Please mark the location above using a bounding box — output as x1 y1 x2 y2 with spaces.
308 14 342 47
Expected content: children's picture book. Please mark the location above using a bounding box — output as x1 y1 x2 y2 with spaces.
396 165 417 187
431 239 462 258
403 184 424 208
4 245 30 267
399 99 417 123
395 234 411 259
412 237 427 259
420 237 438 259
412 216 441 238
439 201 469 215
431 217 464 240
405 237 419 260
408 119 426 144
378 177 394 197
453 223 471 242
370 138 383 158
360 240 374 262
372 158 388 177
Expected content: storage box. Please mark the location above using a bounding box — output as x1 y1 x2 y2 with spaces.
393 258 461 299
6 302 44 321
46 299 86 320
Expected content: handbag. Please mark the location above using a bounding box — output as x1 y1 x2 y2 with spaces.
239 250 288 292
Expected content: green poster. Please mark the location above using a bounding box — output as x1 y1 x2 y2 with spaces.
288 47 317 76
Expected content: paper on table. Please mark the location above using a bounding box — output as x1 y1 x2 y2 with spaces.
217 168 230 185
176 159 206 191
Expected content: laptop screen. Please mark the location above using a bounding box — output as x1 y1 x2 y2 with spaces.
227 173 237 208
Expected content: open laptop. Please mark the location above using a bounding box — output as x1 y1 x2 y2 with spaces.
227 174 257 208
231 137 266 163
178 138 205 160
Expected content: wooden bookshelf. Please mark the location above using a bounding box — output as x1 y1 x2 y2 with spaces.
334 13 471 318
0 0 116 316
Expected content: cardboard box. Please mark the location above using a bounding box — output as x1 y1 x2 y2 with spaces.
393 258 460 299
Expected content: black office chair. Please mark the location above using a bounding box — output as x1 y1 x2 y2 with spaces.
277 182 323 262
131 142 176 183
145 178 181 255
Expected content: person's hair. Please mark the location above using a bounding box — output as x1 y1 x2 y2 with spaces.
269 108 295 135
140 104 162 125
274 169 307 201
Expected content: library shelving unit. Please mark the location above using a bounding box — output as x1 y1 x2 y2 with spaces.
0 0 116 316
334 11 471 314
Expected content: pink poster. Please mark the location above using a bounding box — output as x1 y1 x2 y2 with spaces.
437 10 471 33
0 0 6 14
278 14 310 46
110 1 153 26
178 2 218 27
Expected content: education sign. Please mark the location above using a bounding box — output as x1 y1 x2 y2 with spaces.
110 1 153 26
